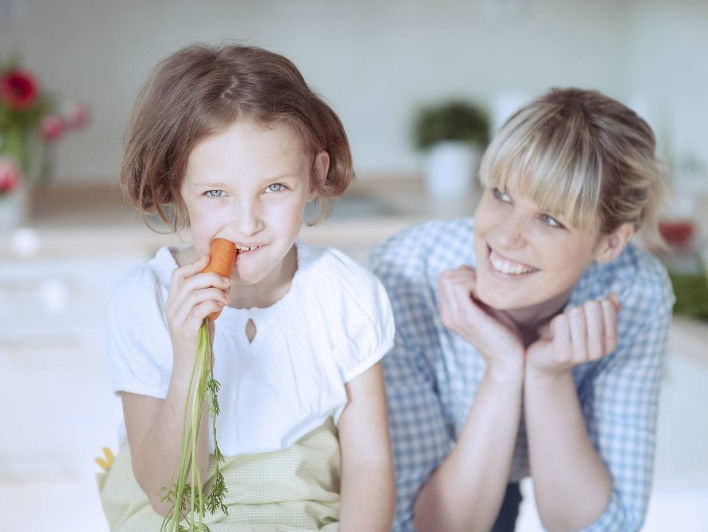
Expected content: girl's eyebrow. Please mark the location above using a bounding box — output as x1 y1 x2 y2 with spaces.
191 174 299 187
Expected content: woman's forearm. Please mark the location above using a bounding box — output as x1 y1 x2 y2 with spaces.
339 460 395 532
133 364 212 517
524 368 612 532
414 367 524 532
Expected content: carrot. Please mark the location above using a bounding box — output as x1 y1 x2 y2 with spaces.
201 238 237 322
160 239 236 532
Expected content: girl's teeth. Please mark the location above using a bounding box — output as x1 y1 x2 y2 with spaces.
489 250 537 275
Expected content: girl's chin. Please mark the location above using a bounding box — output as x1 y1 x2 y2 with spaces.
474 285 527 311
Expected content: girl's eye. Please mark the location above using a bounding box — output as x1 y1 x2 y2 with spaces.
540 214 563 228
265 183 286 193
205 190 224 198
492 188 512 203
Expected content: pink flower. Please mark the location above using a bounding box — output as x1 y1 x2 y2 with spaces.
0 156 21 194
0 69 39 111
41 114 66 142
60 101 91 129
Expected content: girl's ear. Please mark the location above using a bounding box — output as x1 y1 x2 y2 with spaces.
595 223 635 264
309 151 330 202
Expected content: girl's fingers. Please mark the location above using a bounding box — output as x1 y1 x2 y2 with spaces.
170 254 210 287
171 272 231 314
584 300 605 360
172 288 230 329
185 300 226 331
568 307 589 363
601 298 618 353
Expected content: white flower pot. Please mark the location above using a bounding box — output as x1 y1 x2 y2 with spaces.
0 182 31 233
425 141 482 200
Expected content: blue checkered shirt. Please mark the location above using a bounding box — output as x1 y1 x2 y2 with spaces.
370 218 675 532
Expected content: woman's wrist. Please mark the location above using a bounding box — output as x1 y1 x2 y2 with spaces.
485 358 525 385
525 363 573 387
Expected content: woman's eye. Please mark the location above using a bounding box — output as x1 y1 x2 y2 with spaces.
492 188 512 203
540 214 563 228
205 190 224 198
265 184 286 193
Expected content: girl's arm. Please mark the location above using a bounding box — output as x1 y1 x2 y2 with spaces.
122 254 231 517
524 297 671 532
337 362 395 532
414 266 526 532
121 370 211 517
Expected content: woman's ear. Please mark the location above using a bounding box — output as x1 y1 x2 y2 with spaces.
309 151 330 202
595 223 635 264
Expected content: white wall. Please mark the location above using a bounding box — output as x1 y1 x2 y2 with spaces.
2 0 702 184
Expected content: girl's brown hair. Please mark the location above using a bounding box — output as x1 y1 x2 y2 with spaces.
479 87 669 248
120 43 354 232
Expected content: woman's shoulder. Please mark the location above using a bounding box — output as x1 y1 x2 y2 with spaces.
586 242 675 320
370 218 476 280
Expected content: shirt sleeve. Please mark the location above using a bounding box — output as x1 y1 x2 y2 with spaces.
371 242 454 532
105 267 173 399
326 249 396 383
570 307 672 532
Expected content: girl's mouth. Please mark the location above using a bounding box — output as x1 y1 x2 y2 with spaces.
487 246 540 277
235 244 266 259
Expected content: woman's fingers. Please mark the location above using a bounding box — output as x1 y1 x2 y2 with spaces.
568 307 589 364
584 300 605 361
601 298 618 353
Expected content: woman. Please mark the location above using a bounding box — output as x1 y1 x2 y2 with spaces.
371 88 674 532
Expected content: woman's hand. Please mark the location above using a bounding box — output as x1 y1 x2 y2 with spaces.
526 294 621 378
438 265 525 377
165 254 231 374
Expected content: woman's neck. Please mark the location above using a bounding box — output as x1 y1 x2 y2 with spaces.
505 289 572 345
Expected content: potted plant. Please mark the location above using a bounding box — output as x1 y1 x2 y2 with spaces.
413 100 490 200
0 56 90 231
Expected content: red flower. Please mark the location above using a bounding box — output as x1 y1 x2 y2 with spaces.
0 156 21 194
41 115 65 142
0 69 39 111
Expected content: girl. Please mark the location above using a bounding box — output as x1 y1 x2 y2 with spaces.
98 43 395 532
372 88 674 532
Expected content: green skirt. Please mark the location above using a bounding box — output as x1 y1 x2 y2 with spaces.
97 418 341 532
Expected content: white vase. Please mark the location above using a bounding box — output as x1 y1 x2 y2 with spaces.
425 141 482 200
0 182 31 233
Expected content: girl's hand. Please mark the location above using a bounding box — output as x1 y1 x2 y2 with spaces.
165 254 231 374
438 266 525 378
526 294 621 378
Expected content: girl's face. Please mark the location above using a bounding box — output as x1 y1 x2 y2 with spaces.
473 185 611 312
181 120 324 287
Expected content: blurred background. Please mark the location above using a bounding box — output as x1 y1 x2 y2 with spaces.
0 0 706 531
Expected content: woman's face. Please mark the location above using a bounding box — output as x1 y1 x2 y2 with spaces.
473 185 604 311
180 120 324 287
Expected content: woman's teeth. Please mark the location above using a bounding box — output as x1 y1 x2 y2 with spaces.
236 245 261 252
489 250 538 275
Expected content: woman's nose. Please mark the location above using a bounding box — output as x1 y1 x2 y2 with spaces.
496 214 527 248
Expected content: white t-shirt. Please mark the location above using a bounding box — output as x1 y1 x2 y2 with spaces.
105 239 395 456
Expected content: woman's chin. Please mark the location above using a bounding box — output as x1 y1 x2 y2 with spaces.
474 285 527 312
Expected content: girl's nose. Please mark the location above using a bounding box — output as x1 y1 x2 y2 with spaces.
231 200 264 237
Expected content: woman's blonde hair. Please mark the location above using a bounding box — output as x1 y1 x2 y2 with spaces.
479 88 668 248
120 43 354 233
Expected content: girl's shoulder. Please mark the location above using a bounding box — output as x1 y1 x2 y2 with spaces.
108 245 186 313
297 239 388 307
